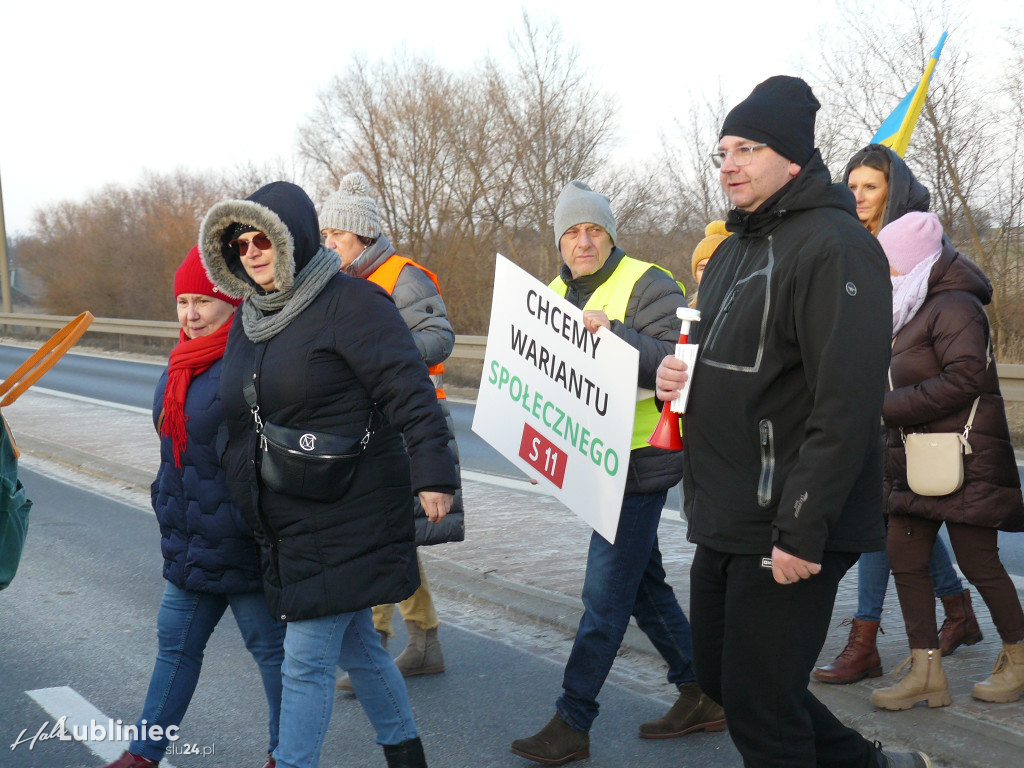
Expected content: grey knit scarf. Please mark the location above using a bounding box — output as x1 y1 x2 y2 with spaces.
241 246 341 343
344 234 396 279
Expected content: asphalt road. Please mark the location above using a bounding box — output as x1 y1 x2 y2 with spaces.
0 464 741 768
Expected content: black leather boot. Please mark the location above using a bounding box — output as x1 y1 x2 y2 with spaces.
383 737 428 767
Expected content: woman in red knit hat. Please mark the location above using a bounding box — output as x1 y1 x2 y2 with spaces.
98 247 284 768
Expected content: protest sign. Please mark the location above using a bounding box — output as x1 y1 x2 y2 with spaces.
472 254 639 543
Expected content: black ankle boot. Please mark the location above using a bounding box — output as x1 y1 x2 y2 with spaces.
383 737 427 767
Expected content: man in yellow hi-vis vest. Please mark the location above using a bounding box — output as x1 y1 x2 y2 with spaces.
511 181 723 766
318 172 463 694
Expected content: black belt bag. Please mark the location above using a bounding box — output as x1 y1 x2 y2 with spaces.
244 380 374 502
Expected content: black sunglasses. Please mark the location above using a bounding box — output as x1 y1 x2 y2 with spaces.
228 232 272 255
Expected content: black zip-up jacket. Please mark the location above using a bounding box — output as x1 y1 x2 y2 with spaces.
683 152 890 563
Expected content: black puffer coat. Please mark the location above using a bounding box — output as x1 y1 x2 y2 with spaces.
883 243 1024 531
200 182 458 621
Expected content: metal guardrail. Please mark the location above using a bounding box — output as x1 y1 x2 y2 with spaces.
1001 364 1024 404
0 312 489 360
0 311 179 338
0 312 1020 400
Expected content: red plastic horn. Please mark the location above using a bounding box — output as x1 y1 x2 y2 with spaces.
649 403 685 450
648 307 701 451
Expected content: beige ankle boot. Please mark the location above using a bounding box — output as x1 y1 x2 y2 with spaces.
972 640 1024 703
870 648 951 711
394 620 445 677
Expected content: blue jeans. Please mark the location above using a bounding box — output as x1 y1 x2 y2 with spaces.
557 490 695 733
856 536 963 621
274 608 417 768
131 582 285 761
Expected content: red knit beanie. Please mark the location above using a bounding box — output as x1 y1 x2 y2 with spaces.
174 246 242 305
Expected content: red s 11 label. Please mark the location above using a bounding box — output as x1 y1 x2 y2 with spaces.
518 423 568 488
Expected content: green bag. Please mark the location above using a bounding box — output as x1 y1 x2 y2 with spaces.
0 311 93 591
0 415 31 590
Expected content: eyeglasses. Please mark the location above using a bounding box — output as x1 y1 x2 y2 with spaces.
229 232 272 255
710 144 769 169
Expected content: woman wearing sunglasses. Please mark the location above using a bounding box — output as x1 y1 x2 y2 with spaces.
319 171 463 693
200 181 457 768
98 247 284 768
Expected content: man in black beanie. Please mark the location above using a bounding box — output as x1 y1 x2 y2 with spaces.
655 76 931 768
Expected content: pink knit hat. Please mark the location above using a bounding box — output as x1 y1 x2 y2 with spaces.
877 211 944 276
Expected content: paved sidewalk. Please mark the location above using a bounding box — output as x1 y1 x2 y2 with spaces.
6 389 1024 768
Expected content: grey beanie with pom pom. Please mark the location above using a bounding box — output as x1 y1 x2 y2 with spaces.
318 172 382 238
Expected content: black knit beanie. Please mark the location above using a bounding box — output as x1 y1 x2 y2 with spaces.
720 76 820 165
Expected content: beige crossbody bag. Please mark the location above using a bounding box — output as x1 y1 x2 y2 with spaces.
889 337 983 498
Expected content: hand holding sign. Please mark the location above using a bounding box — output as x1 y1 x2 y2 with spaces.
582 310 611 334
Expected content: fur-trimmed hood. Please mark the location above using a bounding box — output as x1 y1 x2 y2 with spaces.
199 181 322 298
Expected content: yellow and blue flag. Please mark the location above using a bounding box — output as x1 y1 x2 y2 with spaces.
871 32 948 158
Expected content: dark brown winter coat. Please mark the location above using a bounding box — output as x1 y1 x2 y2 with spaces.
883 243 1024 531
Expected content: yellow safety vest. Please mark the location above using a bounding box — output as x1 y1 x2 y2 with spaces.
549 255 673 450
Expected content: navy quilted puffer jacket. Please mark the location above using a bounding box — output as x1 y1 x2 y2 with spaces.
151 359 263 593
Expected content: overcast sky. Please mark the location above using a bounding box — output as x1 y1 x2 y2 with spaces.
0 0 1015 236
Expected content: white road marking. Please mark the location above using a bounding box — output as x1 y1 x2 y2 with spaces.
25 686 175 767
29 386 151 415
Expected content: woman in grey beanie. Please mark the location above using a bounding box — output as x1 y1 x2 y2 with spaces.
319 172 465 689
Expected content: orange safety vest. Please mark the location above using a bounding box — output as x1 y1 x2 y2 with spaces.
367 255 447 399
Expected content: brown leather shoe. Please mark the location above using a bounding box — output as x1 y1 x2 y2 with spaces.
813 618 883 684
510 714 589 765
638 683 726 739
939 589 983 656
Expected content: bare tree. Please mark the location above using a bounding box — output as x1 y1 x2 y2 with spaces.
807 0 1024 359
221 158 301 200
17 170 227 319
650 89 731 296
489 11 620 277
296 12 629 333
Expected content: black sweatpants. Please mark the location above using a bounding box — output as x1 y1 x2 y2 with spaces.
690 545 879 768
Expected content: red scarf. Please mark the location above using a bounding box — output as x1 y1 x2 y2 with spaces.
160 314 234 467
